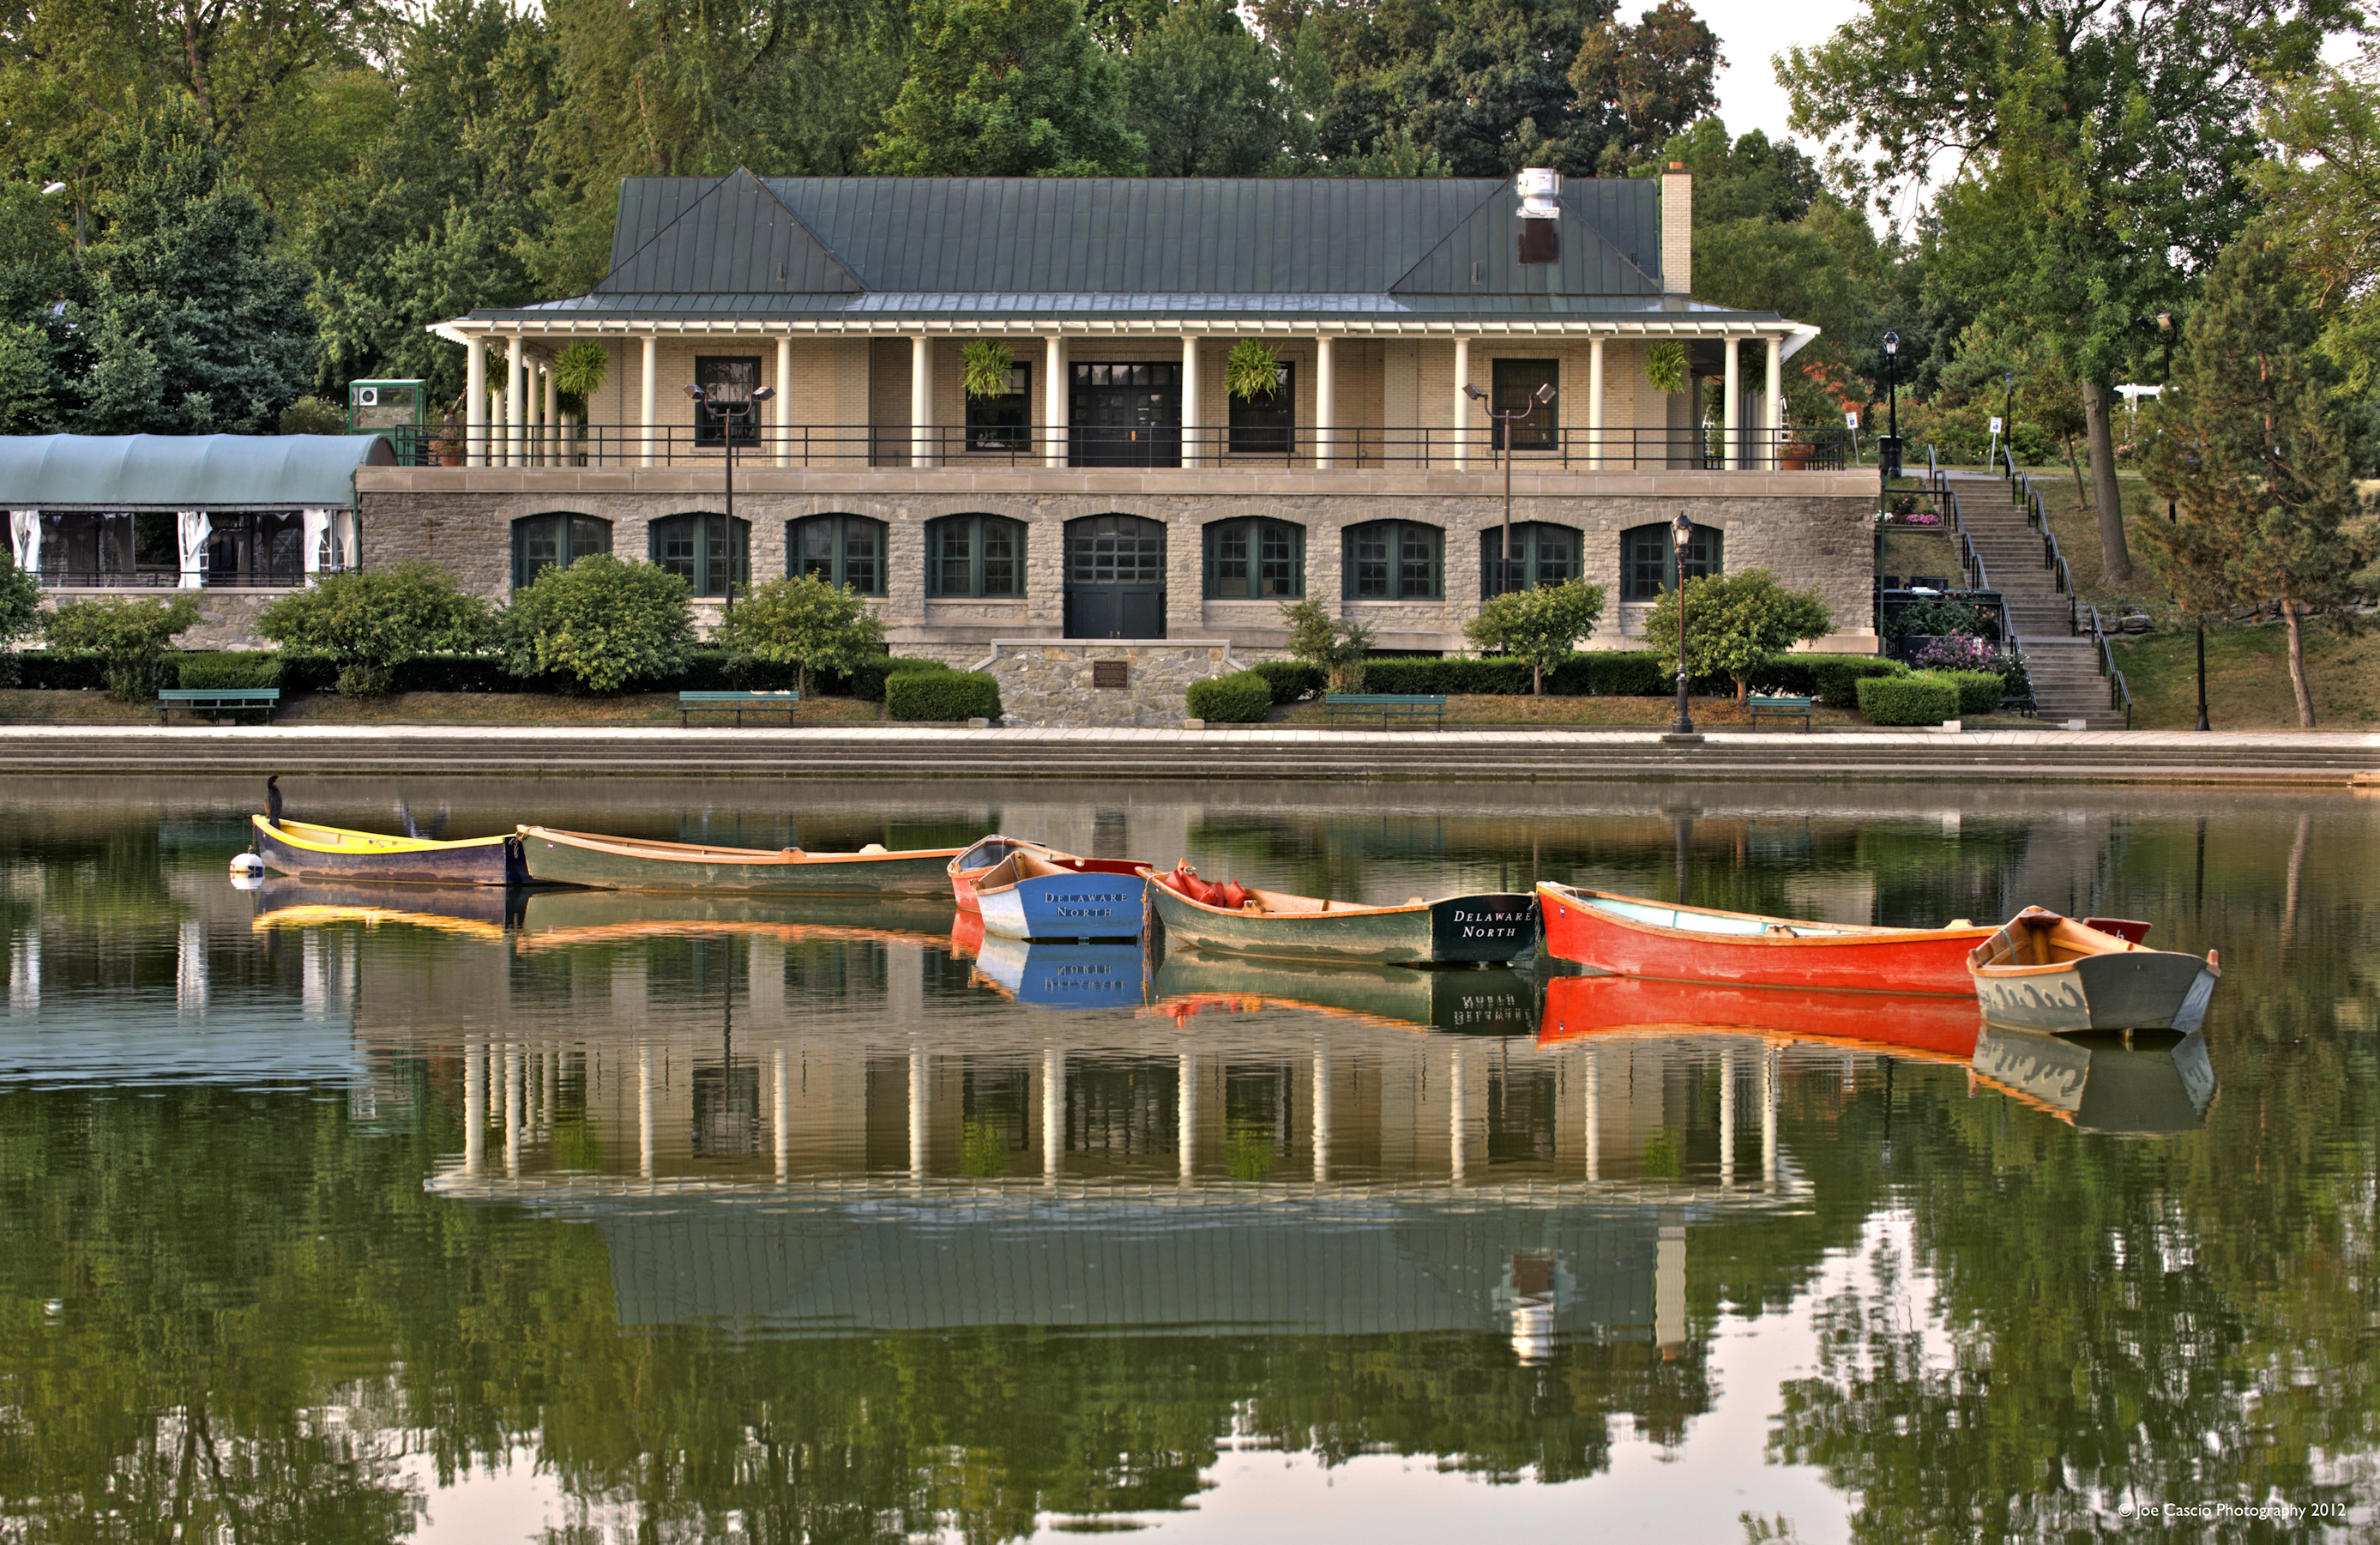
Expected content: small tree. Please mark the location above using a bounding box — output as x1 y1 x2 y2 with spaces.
498 555 696 695
0 558 40 676
1278 596 1373 692
1464 578 1607 694
256 564 493 696
43 594 203 700
714 574 888 697
1642 570 1832 703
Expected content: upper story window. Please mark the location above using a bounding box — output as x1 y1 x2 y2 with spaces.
1343 521 1442 601
1621 522 1723 601
1204 517 1303 600
1491 358 1558 452
966 360 1033 454
926 514 1025 598
1228 361 1295 456
789 514 886 595
694 355 762 448
514 512 613 588
1479 522 1583 598
649 512 749 597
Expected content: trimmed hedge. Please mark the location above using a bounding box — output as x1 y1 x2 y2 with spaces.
1546 650 1672 697
851 655 953 703
178 653 282 689
1753 655 1908 709
1250 660 1325 703
14 651 116 691
887 669 1001 721
1943 669 2006 717
1856 673 1960 726
1186 671 1273 722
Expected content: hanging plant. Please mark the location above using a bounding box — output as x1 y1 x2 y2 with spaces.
1646 341 1687 395
552 341 611 415
1226 339 1285 401
962 340 1016 400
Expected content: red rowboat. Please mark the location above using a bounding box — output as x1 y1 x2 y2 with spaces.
1534 882 1994 995
947 836 1148 914
1536 972 1982 1061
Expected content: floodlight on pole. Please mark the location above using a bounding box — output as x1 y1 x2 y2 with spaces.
1465 380 1557 595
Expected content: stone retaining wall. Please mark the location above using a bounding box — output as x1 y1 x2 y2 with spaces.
973 641 1237 728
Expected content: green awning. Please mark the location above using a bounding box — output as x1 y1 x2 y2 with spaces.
0 434 395 510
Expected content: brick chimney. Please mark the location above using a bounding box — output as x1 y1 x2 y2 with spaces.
1660 162 1691 295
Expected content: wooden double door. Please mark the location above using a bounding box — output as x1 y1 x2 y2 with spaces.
1063 515 1166 639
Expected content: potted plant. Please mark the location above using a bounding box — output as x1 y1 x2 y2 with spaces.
962 340 1016 399
1226 339 1285 402
430 404 464 467
1645 341 1687 395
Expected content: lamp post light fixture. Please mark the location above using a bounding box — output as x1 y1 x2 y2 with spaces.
684 381 775 615
1999 369 2015 472
1668 509 1696 736
1878 332 1901 483
1463 379 1556 595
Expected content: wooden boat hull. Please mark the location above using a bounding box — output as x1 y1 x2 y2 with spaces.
1536 972 1981 1060
947 836 1148 914
517 825 961 894
253 816 527 886
1151 951 1537 1035
977 868 1145 941
1145 879 1536 965
1535 882 1991 995
1967 910 2219 1033
1969 1024 2217 1133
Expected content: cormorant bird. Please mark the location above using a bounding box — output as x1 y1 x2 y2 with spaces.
265 775 282 826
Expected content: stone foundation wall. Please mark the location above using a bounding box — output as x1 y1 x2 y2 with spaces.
37 588 290 650
975 641 1237 728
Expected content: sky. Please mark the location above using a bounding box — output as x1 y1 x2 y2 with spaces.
1689 0 1866 148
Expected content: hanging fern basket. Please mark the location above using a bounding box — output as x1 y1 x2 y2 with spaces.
1226 339 1285 401
1646 341 1687 395
962 340 1017 400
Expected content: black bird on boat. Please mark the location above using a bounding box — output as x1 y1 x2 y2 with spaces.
266 775 282 826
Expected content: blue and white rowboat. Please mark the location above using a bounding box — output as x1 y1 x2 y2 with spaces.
970 850 1147 941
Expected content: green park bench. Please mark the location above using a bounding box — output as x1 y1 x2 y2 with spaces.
678 689 803 727
1746 694 1815 731
157 687 280 725
1323 692 1448 729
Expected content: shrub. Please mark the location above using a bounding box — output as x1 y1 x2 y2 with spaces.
713 573 887 697
498 554 695 695
1279 596 1373 692
1943 669 2008 716
1185 671 1273 722
178 653 282 689
1545 651 1672 696
850 655 952 703
1856 673 1960 725
1887 594 1994 641
0 558 38 656
256 562 493 696
1462 578 1608 693
1643 570 1834 703
1752 655 1906 709
1250 660 1325 703
1363 657 1533 695
42 594 203 700
887 669 1001 721
10 651 111 690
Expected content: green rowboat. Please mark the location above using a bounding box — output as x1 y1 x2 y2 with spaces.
517 825 964 895
1142 872 1537 965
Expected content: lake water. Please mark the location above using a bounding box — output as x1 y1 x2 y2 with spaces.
0 776 2372 1543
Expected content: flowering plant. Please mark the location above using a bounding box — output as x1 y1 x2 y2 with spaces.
1911 637 2032 702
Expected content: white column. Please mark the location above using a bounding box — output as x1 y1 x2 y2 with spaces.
1719 1045 1737 1190
1764 334 1783 468
1043 1045 1064 1186
526 363 543 468
1582 1045 1600 1184
910 334 934 468
507 335 527 468
637 1045 654 1182
639 334 659 468
1315 335 1336 470
909 1048 928 1184
464 335 488 468
1043 335 1067 468
542 361 559 466
775 335 793 468
1588 336 1606 470
463 1041 485 1177
1453 336 1472 470
1311 1046 1330 1186
1178 1051 1196 1185
1722 336 1740 471
1180 335 1202 468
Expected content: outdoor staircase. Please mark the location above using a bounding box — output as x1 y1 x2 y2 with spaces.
1938 473 2129 729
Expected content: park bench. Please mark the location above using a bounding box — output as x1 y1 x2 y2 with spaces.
678 689 802 727
1323 692 1447 729
1746 694 1814 731
157 687 280 725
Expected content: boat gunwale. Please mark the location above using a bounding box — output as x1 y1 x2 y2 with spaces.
1967 908 2214 977
259 816 513 857
1139 868 1431 923
1535 880 1991 949
520 824 964 867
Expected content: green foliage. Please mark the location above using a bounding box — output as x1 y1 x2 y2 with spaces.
851 655 952 703
1746 654 1907 709
1645 341 1687 395
276 395 346 434
42 594 204 699
1642 570 1835 702
712 573 887 697
1277 597 1373 692
1464 578 1607 693
1856 672 1959 725
0 558 41 655
1942 669 2006 716
961 340 1015 400
1250 660 1325 703
887 668 1000 721
2256 42 2380 402
1124 0 1304 176
1184 670 1274 722
178 653 283 690
497 553 694 695
1226 340 1284 402
1359 657 1530 694
1547 649 1672 696
1886 595 1991 642
551 340 609 412
865 0 1144 176
256 563 494 697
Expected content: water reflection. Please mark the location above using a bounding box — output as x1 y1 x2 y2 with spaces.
0 779 2373 1542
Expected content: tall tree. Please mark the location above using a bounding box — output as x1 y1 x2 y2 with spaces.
1780 0 2353 586
2250 41 2380 404
865 0 1146 176
1567 0 1720 174
2141 236 2374 727
1124 1 1305 177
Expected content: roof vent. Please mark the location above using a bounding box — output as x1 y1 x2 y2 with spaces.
1515 167 1560 264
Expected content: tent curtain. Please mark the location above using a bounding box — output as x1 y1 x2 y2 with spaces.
176 511 211 590
332 510 357 572
302 509 331 578
8 510 38 577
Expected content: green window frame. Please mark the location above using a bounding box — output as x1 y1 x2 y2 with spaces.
788 513 887 595
648 512 750 597
965 361 1033 453
925 513 1026 598
1479 522 1583 598
1203 517 1304 599
512 512 613 588
1227 361 1295 455
1342 521 1443 600
1621 522 1722 601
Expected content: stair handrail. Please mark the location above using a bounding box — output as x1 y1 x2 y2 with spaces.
2085 605 2134 729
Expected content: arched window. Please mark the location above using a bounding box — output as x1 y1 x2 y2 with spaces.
925 514 1026 598
1204 517 1304 599
512 513 613 588
648 513 749 597
1620 522 1723 601
787 514 887 595
1479 522 1583 598
1342 521 1443 600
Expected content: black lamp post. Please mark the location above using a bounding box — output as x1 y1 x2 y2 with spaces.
1878 332 1901 482
2154 312 2211 732
1464 379 1556 595
1669 509 1695 736
684 381 776 616
1997 370 2015 472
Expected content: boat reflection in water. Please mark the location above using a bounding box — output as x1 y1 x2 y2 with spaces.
1536 971 1984 1062
250 875 523 938
1150 948 1539 1037
1967 1023 2219 1135
949 909 1152 1010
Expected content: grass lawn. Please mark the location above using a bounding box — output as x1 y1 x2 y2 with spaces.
2111 621 2380 731
0 688 886 727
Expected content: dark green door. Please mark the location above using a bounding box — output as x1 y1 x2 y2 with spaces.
1064 515 1166 639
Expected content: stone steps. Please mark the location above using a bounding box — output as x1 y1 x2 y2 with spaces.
1933 479 2128 724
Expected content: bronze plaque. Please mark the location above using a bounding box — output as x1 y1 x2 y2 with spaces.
1092 661 1129 689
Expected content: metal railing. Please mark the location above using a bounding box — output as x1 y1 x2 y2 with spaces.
1999 451 2081 636
421 421 1860 474
36 564 339 590
2085 605 2134 728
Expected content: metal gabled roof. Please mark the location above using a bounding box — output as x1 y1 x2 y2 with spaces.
605 171 861 296
0 434 394 510
1389 182 1661 297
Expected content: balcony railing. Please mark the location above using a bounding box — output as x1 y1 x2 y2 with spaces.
423 422 1858 474
37 564 351 590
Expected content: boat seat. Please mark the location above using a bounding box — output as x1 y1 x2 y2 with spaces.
1762 922 1799 937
